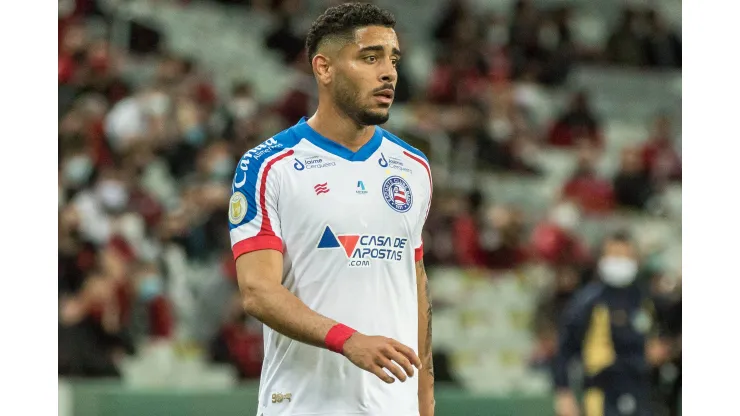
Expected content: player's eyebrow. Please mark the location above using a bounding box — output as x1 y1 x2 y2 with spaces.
357 45 402 58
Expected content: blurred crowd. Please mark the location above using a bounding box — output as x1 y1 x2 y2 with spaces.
58 0 681 405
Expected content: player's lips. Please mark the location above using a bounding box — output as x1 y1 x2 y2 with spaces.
373 89 394 104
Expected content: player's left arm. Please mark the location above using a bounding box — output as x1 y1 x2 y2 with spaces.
416 258 435 415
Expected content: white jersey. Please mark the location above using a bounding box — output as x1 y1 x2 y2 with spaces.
228 117 432 416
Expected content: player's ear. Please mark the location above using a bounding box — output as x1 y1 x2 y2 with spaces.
312 53 332 85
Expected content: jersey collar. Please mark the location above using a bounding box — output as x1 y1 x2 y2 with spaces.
294 117 384 162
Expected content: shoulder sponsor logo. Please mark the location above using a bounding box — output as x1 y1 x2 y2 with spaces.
317 225 408 268
233 138 283 188
378 153 389 167
378 152 412 174
293 156 336 171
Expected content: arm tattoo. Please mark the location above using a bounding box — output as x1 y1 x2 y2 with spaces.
418 259 434 379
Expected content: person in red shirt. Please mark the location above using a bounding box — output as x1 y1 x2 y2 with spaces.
530 201 590 267
547 91 603 148
562 141 615 215
452 190 488 268
640 114 682 183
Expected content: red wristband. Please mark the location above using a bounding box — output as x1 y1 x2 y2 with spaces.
325 324 357 354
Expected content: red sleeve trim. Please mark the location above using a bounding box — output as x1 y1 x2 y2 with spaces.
232 236 284 260
414 243 424 262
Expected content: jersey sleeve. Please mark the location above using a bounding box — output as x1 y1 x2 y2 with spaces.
410 157 432 262
228 148 290 260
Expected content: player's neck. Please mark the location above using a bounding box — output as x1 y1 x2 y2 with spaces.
306 106 375 153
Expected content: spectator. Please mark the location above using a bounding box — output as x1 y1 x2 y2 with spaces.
562 142 615 215
209 292 264 379
606 7 646 67
613 145 656 210
265 15 306 64
452 190 488 268
643 9 681 69
530 201 590 267
640 114 682 183
482 205 530 270
547 91 603 148
222 82 261 143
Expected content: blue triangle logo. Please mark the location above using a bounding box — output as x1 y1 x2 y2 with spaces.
317 226 340 248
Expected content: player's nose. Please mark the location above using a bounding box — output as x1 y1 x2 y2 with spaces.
378 63 397 84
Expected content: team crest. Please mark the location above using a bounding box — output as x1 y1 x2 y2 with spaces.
229 192 248 224
382 176 413 213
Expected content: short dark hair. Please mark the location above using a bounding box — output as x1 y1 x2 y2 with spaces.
305 3 396 65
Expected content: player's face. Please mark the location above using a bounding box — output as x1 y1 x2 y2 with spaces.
332 26 400 126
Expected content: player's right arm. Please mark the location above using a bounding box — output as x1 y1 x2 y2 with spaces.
236 251 421 384
229 146 420 384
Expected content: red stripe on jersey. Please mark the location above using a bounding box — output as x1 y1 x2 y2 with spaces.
403 151 432 197
404 151 432 262
233 235 284 260
258 149 294 237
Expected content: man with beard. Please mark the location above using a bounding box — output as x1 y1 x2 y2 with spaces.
227 3 434 415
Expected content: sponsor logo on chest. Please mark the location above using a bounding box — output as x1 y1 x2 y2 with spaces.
294 156 336 171
317 226 408 268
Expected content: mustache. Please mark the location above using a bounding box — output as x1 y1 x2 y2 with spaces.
372 84 395 94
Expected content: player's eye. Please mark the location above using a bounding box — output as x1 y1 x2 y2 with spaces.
391 58 400 67
364 56 377 64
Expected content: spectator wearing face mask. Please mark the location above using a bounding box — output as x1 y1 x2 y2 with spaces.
552 232 666 416
71 167 131 246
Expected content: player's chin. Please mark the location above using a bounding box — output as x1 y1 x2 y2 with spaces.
360 108 391 125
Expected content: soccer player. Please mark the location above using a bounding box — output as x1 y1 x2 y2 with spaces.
227 3 434 416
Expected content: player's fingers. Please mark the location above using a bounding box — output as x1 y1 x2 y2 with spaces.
385 348 414 377
391 340 422 369
369 364 395 384
375 355 407 382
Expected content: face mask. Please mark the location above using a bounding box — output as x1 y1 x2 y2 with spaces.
184 126 206 146
229 98 257 119
550 203 580 232
96 180 129 211
138 275 164 302
210 157 234 181
488 118 512 141
598 257 638 287
64 155 93 186
144 93 170 116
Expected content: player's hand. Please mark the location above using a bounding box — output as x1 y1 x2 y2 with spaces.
342 333 422 384
554 390 580 416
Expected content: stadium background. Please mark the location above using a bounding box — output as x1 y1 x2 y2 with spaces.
57 0 682 414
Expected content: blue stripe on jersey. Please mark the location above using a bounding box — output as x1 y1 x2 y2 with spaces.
229 130 300 230
378 127 430 164
293 117 383 162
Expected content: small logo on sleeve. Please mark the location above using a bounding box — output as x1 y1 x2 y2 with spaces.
228 192 248 224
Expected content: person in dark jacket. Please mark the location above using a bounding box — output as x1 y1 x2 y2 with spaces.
552 231 668 416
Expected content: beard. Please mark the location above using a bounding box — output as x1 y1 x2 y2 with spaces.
333 75 390 126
